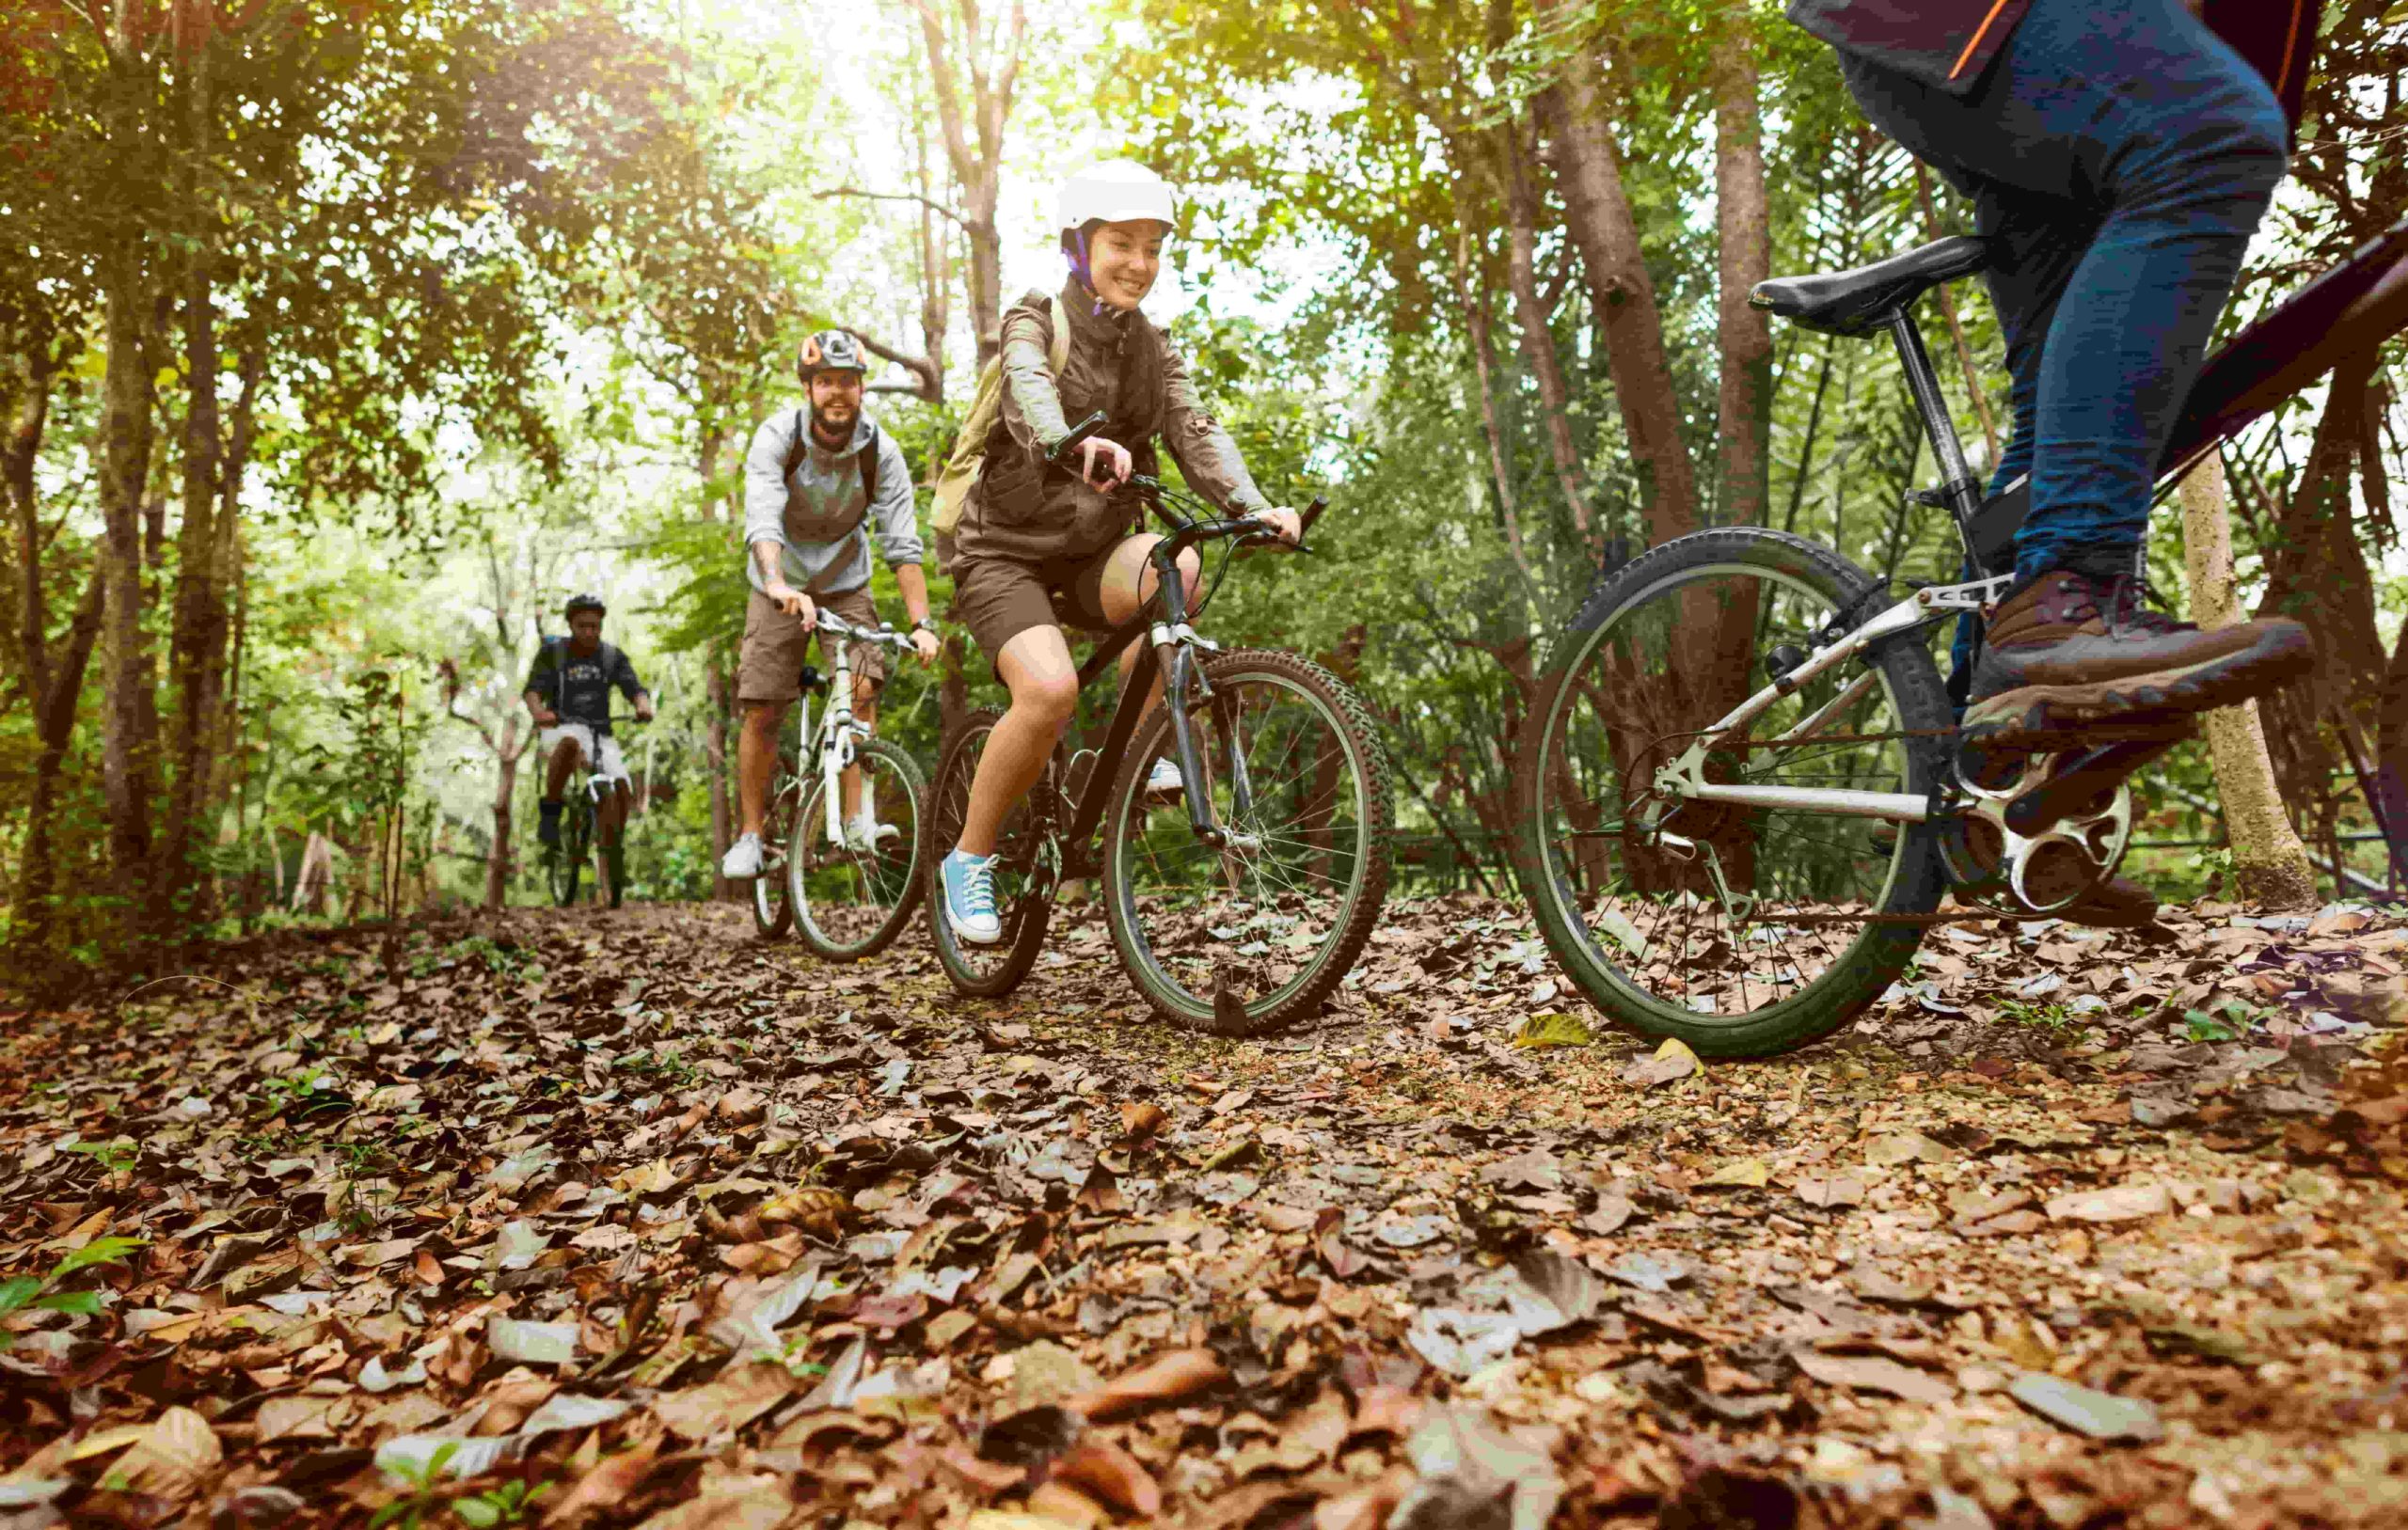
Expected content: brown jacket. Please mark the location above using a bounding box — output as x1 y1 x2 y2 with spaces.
1784 0 2320 120
958 282 1272 565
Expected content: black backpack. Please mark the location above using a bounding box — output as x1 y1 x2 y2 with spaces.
780 412 880 529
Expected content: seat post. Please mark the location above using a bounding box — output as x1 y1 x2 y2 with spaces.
1883 309 1986 541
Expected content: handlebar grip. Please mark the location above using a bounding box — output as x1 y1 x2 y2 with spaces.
1048 411 1110 465
1300 497 1328 535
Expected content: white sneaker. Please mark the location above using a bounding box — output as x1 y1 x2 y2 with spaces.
843 813 901 852
721 833 763 879
1145 757 1185 801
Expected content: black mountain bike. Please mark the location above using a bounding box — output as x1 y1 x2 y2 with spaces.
928 429 1393 1035
545 717 641 908
1514 219 2408 1057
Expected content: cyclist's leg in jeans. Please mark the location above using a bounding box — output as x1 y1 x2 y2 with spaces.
1844 0 2301 733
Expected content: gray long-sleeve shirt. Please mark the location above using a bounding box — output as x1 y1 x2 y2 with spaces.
741 411 922 596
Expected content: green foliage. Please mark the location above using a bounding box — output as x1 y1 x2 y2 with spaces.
0 1237 146 1346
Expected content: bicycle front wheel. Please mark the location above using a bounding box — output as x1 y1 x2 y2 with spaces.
927 710 1056 997
752 771 799 939
1101 648 1393 1035
1513 528 1950 1057
549 795 591 907
790 739 928 959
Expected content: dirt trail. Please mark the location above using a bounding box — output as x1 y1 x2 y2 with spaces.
2 895 2403 1528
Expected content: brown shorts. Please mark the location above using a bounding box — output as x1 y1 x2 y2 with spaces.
737 585 886 706
951 544 1122 664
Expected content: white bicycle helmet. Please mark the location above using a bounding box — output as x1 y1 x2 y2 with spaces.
1055 160 1179 235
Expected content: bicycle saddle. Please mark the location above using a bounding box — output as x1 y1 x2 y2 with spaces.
1751 235 1997 337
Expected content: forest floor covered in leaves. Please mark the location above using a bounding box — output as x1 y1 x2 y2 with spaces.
4 892 2408 1530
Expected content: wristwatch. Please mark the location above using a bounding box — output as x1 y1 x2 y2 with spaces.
911 617 939 638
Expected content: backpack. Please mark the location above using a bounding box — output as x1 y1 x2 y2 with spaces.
931 293 1071 538
780 416 882 532
533 637 625 717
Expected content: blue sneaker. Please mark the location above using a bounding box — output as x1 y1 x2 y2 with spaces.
941 850 1002 946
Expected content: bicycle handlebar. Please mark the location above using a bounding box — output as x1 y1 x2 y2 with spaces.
814 609 919 650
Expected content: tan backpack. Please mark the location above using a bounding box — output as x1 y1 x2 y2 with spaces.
930 293 1070 538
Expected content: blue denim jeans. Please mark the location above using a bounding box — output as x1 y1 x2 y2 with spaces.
1839 0 2289 587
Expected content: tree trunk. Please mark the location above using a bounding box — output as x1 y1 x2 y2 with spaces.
1491 123 1593 551
909 0 1025 364
485 713 526 908
2178 454 2319 908
1450 220 1541 596
164 227 224 921
1535 5 1698 549
98 229 158 925
11 569 105 965
708 657 735 902
1712 9 1772 528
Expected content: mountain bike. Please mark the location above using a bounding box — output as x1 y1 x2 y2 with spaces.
927 434 1393 1035
1513 216 2408 1057
750 611 928 957
545 717 642 908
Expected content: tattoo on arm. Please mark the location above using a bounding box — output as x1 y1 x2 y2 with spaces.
752 540 784 583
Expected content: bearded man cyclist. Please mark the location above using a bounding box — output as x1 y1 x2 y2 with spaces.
527 593 655 907
1787 0 2321 740
722 329 941 882
935 161 1304 946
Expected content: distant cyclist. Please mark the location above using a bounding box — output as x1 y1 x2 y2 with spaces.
1788 0 2319 738
936 161 1302 946
526 593 655 907
721 329 941 882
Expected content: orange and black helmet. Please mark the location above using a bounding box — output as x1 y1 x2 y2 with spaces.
797 329 867 384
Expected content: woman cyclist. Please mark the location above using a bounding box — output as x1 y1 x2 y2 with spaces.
938 160 1303 945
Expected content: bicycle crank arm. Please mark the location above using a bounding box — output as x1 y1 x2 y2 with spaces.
2000 733 2185 838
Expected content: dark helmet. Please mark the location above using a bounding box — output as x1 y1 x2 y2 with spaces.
797 329 867 384
564 592 607 619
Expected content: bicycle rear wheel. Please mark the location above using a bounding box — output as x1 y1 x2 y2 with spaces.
927 710 1057 997
752 767 799 939
549 793 591 907
1101 648 1393 1035
1513 528 1950 1057
791 738 928 959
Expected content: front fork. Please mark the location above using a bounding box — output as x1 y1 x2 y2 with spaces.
1147 545 1256 850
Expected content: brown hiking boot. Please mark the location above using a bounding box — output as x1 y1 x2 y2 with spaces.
1965 569 2311 749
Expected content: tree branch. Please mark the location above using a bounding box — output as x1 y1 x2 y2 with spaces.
816 184 968 227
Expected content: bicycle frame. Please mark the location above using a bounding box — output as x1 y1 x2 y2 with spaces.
1650 214 2408 832
793 613 913 845
1038 497 1307 874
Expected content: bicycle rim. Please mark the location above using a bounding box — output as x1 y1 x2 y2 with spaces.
1523 539 1943 1053
927 712 1055 996
792 740 928 958
1103 650 1392 1034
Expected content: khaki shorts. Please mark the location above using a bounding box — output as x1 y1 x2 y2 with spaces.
952 544 1122 664
737 585 886 705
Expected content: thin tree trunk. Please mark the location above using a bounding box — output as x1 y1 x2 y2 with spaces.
708 657 735 902
1713 10 1773 528
98 229 158 924
1491 124 1593 550
12 569 105 963
1450 221 1542 596
1535 5 1698 548
2178 454 2318 907
485 714 527 908
165 154 225 921
909 0 1025 364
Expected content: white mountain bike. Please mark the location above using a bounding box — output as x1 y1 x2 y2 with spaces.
752 611 928 958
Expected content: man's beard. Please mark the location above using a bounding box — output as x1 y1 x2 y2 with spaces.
813 400 858 438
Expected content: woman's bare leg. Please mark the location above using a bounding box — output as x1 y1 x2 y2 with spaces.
958 625 1080 857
